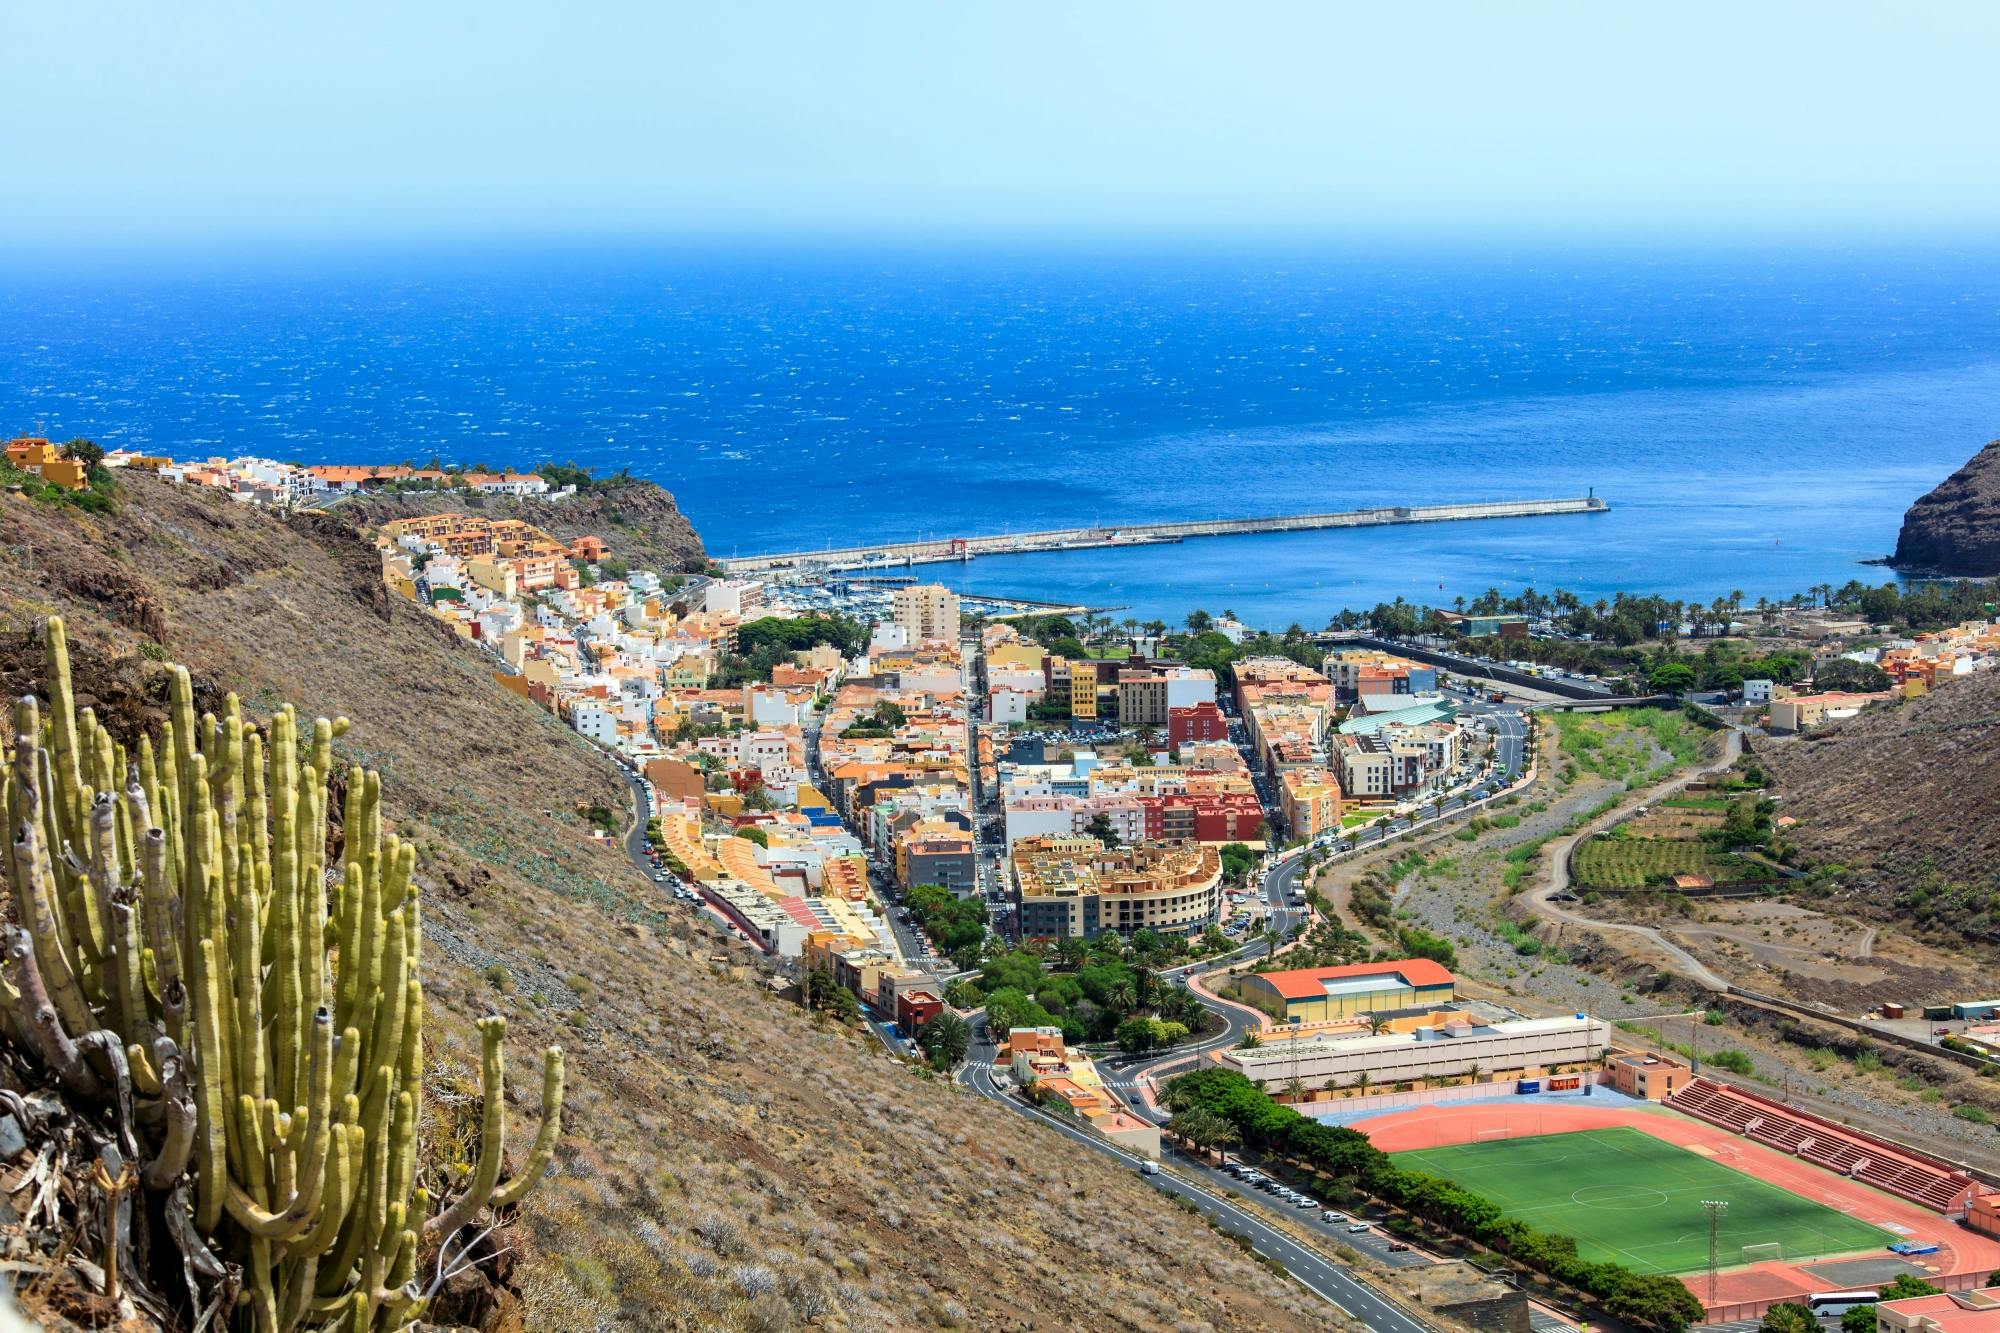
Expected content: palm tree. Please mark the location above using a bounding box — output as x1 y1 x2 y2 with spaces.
1106 979 1138 1014
1367 1015 1391 1036
1286 1075 1307 1104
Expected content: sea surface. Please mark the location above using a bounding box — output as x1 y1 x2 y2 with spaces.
5 239 2000 627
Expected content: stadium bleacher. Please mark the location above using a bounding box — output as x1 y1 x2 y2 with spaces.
1668 1077 1975 1213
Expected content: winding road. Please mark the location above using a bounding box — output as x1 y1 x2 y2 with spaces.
1521 726 1745 992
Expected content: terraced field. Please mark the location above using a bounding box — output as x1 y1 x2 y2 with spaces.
1573 835 1778 889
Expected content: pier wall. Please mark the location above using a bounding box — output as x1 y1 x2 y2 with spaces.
725 495 1607 574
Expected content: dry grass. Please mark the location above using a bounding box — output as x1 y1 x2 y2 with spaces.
0 476 1332 1331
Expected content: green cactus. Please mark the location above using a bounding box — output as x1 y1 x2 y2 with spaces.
0 617 564 1332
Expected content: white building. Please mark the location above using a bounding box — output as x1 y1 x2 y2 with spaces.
989 686 1030 724
1222 1014 1611 1094
571 703 619 746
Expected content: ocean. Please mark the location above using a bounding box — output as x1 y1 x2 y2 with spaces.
5 239 1999 627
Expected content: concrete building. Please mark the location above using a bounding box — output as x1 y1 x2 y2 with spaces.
1221 1013 1610 1096
1876 1287 2000 1333
1768 689 1893 733
1012 834 1222 939
1604 1050 1691 1101
892 583 960 646
1233 959 1455 1024
1742 678 1774 707
1117 671 1171 727
1278 767 1343 841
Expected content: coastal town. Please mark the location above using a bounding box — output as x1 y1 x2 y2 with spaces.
351 477 2000 1333
13 435 2000 1333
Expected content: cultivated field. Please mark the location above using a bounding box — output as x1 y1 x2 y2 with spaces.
1572 834 1777 889
1390 1126 1892 1275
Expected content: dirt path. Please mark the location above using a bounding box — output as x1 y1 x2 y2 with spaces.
1522 728 1743 992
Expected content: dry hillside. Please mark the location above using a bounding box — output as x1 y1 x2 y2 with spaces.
0 473 1327 1332
1764 670 2000 947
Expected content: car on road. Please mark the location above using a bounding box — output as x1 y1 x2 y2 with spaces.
1138 1161 1160 1176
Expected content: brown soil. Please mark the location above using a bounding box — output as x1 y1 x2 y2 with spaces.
1761 670 2000 949
0 475 1326 1331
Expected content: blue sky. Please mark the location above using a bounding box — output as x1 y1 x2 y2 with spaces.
8 2 2000 243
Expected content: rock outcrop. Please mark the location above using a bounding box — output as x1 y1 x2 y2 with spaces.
1890 440 2000 575
339 477 709 574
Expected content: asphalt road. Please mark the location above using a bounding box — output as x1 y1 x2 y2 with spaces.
957 1035 1435 1333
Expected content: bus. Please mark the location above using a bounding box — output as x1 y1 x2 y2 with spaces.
1808 1291 1881 1319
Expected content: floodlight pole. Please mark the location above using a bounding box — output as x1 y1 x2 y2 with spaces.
1701 1199 1730 1303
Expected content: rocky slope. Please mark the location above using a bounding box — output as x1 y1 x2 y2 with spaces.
1763 670 2000 947
0 473 1326 1331
338 476 710 575
1890 439 2000 575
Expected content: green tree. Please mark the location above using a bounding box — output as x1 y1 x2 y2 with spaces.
918 1011 971 1071
60 437 105 469
1084 812 1119 848
1840 1307 1878 1333
1116 1016 1162 1054
806 968 862 1024
1878 1277 1942 1301
1648 660 1698 694
1759 1303 1815 1333
1814 657 1892 692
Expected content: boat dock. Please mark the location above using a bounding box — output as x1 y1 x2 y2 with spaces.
724 495 1607 575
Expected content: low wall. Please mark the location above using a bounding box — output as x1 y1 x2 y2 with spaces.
1297 1073 1605 1122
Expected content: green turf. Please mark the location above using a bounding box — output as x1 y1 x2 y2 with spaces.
1389 1125 1894 1275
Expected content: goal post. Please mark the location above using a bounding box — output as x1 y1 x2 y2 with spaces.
1740 1242 1784 1267
1475 1127 1513 1143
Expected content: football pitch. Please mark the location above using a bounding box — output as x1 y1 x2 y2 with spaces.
1389 1126 1894 1275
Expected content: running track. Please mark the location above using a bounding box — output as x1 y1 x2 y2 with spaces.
1349 1099 2000 1318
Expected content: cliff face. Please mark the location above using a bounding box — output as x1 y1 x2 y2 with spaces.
339 477 709 574
0 474 1323 1332
1890 440 2000 575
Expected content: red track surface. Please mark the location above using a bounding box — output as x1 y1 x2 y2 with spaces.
1352 1100 2000 1319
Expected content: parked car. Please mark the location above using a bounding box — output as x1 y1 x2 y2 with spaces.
1294 1197 1318 1210
1387 1242 1411 1253
1346 1223 1372 1234
1321 1210 1345 1223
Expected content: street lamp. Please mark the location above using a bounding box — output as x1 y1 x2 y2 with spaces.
1700 1199 1729 1302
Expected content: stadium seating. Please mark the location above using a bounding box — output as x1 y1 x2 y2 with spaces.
1667 1077 1975 1214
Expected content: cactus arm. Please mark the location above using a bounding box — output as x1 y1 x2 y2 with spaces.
490 1046 565 1210
144 1037 197 1189
422 1016 509 1239
224 1009 335 1240
2 927 103 1099
10 712 94 1039
191 938 230 1232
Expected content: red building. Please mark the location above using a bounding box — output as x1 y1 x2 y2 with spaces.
896 990 944 1032
1169 701 1229 746
1139 792 1263 843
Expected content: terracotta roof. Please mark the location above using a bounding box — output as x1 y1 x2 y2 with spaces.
1256 958 1455 1001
